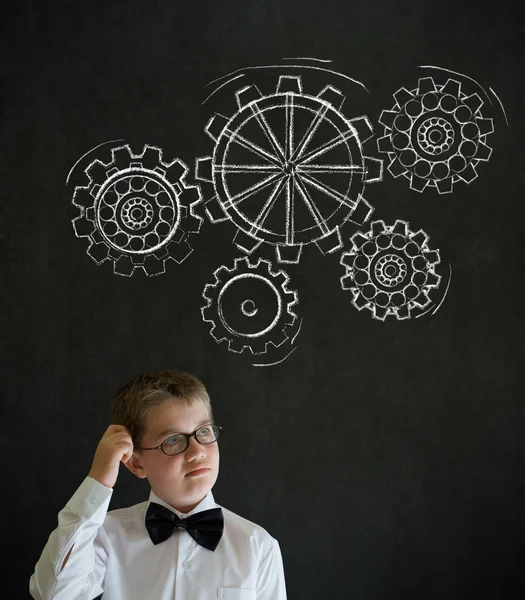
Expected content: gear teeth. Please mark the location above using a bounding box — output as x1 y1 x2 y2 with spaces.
140 146 163 170
363 156 383 183
377 134 392 153
458 163 478 183
348 116 374 144
195 157 213 183
426 271 441 287
276 245 302 264
317 85 345 109
111 145 134 169
387 157 406 178
204 195 229 223
351 291 368 310
205 114 229 142
409 174 429 193
165 159 188 183
393 87 414 108
348 195 374 226
228 338 252 354
72 216 94 238
424 250 440 266
235 85 263 109
396 305 411 320
86 160 109 185
464 93 483 114
113 256 134 277
372 305 388 321
341 273 354 290
142 255 166 276
477 117 494 136
410 229 429 248
436 178 453 194
234 229 263 254
392 220 408 237
475 141 492 161
86 242 108 264
72 188 94 210
379 110 397 129
371 220 387 237
417 77 437 95
276 75 303 94
441 78 461 97
350 232 370 250
316 230 343 255
413 290 431 309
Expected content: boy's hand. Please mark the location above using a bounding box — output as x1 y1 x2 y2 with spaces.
88 425 134 489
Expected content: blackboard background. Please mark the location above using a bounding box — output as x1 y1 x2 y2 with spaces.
3 0 524 598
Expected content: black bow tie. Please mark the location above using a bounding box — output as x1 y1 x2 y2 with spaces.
145 502 224 551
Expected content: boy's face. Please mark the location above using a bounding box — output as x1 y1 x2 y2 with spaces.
125 398 219 513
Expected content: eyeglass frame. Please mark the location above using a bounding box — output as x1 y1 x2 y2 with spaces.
134 424 222 456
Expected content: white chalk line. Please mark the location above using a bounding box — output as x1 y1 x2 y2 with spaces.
418 65 492 105
489 86 509 127
252 345 297 367
202 74 246 105
66 138 125 184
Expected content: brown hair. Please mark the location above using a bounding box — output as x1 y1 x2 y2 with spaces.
110 369 213 449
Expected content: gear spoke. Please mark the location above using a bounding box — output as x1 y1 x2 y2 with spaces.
249 106 286 163
227 172 284 208
221 127 282 167
298 172 358 210
293 176 331 236
291 105 329 163
298 128 357 165
249 177 288 234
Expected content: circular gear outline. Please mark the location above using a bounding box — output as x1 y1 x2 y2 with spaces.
377 76 494 194
71 144 203 277
196 75 383 265
340 219 442 321
201 256 299 354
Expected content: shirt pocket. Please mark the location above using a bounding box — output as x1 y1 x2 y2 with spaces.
217 587 256 600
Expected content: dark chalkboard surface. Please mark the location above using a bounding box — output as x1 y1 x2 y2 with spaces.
3 0 525 598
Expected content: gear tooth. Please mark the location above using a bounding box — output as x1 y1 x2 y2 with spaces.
235 85 263 109
269 329 288 349
185 213 203 234
165 159 187 183
348 115 374 144
205 114 230 142
387 157 407 178
113 255 135 277
276 245 302 264
167 240 192 264
140 254 166 277
111 145 134 169
315 230 343 255
86 160 109 185
475 141 492 161
341 274 355 290
234 229 263 255
426 271 441 287
276 75 303 94
372 305 388 321
363 157 383 183
410 229 429 248
424 250 441 266
72 216 95 238
140 146 163 170
86 241 109 264
458 163 478 183
195 157 213 183
441 78 461 97
340 251 355 269
417 76 437 95
180 184 201 205
377 134 393 153
413 290 431 309
392 220 408 237
350 232 369 250
348 195 374 226
409 174 429 193
351 291 368 310
464 93 484 114
477 117 494 136
378 109 397 129
393 87 414 108
317 84 345 109
72 187 95 209
228 337 251 354
371 220 387 236
205 195 229 223
436 177 453 194
396 305 411 320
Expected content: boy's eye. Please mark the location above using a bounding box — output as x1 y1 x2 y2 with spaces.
166 434 184 445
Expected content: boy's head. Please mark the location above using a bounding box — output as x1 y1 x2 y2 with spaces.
110 369 219 513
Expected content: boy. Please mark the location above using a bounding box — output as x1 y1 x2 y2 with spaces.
30 369 287 599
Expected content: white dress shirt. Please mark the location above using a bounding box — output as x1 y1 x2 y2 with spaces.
30 476 287 600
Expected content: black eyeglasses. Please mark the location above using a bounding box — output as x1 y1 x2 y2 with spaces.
135 424 222 456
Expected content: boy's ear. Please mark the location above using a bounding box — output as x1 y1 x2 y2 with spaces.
123 453 148 479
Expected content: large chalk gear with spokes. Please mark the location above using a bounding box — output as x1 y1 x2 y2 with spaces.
196 75 383 264
377 76 494 193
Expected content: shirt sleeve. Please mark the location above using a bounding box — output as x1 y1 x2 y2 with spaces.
256 537 287 600
29 476 113 600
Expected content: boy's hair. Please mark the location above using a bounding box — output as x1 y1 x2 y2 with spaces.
110 369 213 449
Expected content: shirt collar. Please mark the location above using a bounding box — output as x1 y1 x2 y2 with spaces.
148 488 217 519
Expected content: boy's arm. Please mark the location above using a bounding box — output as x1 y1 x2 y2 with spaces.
29 476 113 600
256 538 287 600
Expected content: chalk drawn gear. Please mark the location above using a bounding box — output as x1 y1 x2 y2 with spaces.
72 144 203 276
196 75 383 265
340 220 441 321
201 256 298 354
377 77 493 193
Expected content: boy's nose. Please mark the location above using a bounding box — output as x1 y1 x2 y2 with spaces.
186 436 205 458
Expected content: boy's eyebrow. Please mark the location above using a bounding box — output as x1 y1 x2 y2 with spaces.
156 419 212 439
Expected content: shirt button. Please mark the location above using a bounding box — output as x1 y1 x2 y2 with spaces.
89 496 97 505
